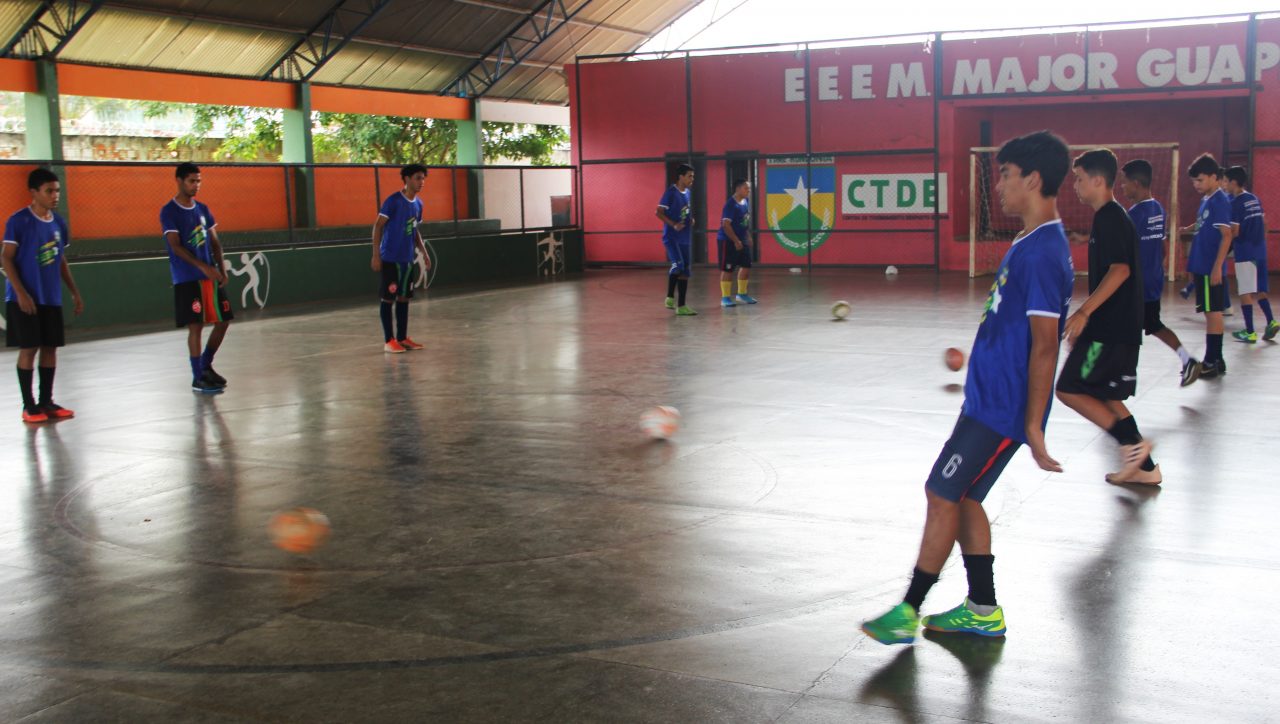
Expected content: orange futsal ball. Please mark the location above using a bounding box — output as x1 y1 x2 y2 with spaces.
269 507 331 554
945 347 965 372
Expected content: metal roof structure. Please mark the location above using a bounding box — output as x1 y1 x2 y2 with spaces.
0 0 703 104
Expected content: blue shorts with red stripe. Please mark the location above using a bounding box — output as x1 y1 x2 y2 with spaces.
924 415 1021 504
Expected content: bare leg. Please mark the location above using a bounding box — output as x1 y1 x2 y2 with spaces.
915 490 960 572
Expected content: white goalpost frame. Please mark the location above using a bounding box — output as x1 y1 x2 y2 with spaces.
968 143 1180 279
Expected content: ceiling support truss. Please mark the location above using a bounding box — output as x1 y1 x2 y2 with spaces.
443 0 593 98
2 0 104 59
262 0 393 82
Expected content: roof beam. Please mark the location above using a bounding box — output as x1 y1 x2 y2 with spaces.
2 0 104 59
442 0 592 98
452 0 648 38
262 0 394 82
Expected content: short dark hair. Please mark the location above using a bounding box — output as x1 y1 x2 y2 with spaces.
27 167 58 190
401 163 427 178
995 130 1070 197
1224 165 1249 187
175 162 201 179
1187 153 1220 179
675 163 694 178
732 178 749 191
1072 148 1118 187
1121 159 1153 189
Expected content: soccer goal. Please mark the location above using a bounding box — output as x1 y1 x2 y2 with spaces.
968 143 1179 278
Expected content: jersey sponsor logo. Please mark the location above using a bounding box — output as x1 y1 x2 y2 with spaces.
37 238 59 266
980 266 1008 322
767 158 834 257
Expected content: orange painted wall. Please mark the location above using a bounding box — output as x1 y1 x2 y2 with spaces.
0 59 36 93
58 65 295 108
67 165 289 240
311 86 469 120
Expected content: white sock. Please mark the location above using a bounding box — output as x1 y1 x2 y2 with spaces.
1176 346 1191 366
967 601 998 616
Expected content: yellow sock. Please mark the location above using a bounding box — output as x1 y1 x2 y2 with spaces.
737 279 748 295
721 281 732 297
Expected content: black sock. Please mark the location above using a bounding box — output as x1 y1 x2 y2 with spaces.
17 367 35 408
677 278 688 306
962 554 997 606
666 274 678 299
903 567 939 611
1207 333 1224 363
395 301 409 341
380 302 393 342
37 366 54 405
1107 416 1141 446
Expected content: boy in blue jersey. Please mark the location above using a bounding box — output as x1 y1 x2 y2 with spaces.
1120 160 1200 386
1224 166 1277 343
1057 149 1159 486
1186 155 1234 377
717 179 756 307
656 164 696 316
862 131 1073 645
162 163 231 393
371 164 430 353
3 168 83 423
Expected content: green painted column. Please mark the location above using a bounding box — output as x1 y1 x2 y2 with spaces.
283 82 316 228
454 99 483 218
24 60 62 162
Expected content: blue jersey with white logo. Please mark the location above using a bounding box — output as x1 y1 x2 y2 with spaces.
963 220 1074 443
1189 189 1231 275
160 199 217 285
717 196 750 244
1127 198 1166 302
1230 191 1266 264
4 208 69 306
659 185 692 245
378 192 423 265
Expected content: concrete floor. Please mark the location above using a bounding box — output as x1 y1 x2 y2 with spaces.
1 268 1277 723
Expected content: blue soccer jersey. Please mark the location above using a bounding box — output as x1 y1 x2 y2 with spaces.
963 219 1074 443
378 191 423 264
1127 198 1166 302
160 199 217 285
3 208 69 306
1189 189 1231 275
1231 191 1266 264
658 185 692 245
717 197 750 244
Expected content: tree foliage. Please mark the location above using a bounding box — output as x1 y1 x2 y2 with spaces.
137 102 567 165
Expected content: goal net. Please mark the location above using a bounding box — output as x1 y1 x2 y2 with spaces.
969 143 1179 277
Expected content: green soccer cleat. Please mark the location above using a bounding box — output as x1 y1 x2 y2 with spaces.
1265 319 1280 342
921 599 1007 637
676 305 698 316
664 296 676 309
1232 329 1258 343
861 602 920 645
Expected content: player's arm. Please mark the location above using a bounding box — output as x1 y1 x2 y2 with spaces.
207 226 228 285
0 242 35 314
165 231 219 281
1026 314 1063 473
58 256 83 315
1210 223 1232 285
655 206 682 230
414 228 430 270
371 215 388 271
720 218 743 249
1063 262 1129 345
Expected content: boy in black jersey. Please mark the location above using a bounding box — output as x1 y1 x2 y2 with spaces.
1056 149 1159 485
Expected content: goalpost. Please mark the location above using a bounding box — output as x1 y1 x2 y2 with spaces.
969 143 1179 278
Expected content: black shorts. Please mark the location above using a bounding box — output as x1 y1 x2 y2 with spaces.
924 415 1021 504
380 262 418 301
1143 300 1166 335
1055 339 1139 400
718 240 752 272
1193 274 1225 314
174 279 234 328
5 302 64 348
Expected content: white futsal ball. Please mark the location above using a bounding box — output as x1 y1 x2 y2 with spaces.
885 265 899 275
640 405 681 439
831 300 851 320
